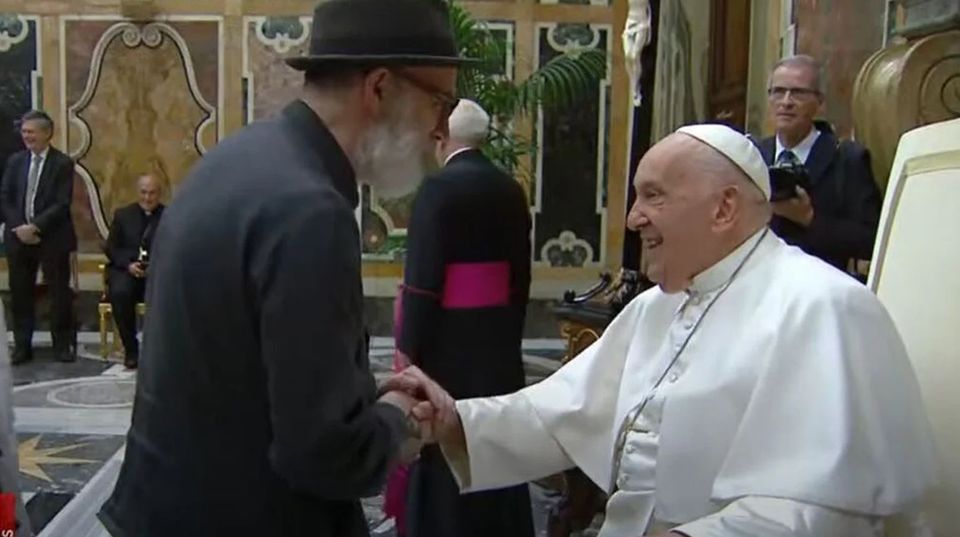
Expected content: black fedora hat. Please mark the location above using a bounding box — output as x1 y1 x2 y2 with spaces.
286 0 473 71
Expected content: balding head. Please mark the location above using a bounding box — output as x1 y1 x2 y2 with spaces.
137 174 162 213
626 131 770 293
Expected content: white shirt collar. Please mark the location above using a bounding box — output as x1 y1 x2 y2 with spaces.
33 146 50 161
686 228 768 295
443 147 476 166
775 126 820 165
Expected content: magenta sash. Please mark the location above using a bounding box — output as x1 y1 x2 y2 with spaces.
385 286 409 535
441 261 511 309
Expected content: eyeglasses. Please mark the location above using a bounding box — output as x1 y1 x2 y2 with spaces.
390 69 460 119
767 86 821 102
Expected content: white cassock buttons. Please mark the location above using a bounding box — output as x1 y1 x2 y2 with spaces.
668 372 680 383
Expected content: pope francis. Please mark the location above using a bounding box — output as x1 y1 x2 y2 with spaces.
394 124 938 537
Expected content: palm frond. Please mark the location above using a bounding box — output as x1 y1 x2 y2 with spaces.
514 49 607 116
445 0 609 174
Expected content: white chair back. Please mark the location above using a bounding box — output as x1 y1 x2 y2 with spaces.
869 118 960 537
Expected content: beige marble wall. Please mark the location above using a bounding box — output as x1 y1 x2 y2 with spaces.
744 0 783 138
63 19 220 252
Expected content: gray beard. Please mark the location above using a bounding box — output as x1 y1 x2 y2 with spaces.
355 105 429 199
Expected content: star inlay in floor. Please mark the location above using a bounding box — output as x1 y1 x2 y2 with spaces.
18 435 95 483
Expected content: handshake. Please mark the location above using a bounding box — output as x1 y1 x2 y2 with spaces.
377 365 463 464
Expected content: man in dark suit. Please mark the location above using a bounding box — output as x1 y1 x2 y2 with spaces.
99 1 463 535
758 55 882 275
397 99 534 537
104 174 164 369
0 110 76 364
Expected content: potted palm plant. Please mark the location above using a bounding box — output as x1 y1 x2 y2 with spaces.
448 1 608 184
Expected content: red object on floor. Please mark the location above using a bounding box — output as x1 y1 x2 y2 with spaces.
0 492 16 535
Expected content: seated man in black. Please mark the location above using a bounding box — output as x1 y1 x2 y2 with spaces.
105 174 164 369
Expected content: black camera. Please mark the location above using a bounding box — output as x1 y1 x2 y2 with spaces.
768 161 810 202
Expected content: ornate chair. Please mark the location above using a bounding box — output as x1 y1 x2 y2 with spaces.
97 263 146 360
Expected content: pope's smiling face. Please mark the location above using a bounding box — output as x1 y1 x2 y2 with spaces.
626 134 736 293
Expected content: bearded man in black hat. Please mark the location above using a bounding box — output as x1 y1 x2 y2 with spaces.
98 0 464 535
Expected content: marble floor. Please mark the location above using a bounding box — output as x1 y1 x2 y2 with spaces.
10 332 581 537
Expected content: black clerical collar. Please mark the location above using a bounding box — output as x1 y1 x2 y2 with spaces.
282 100 359 208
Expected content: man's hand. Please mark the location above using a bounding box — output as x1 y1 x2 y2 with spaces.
379 365 455 423
771 187 814 227
14 224 40 245
128 262 146 278
378 389 432 464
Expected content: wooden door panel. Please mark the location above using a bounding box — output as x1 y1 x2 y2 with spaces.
708 0 751 129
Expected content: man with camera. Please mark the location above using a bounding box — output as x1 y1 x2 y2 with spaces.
104 174 164 369
758 55 882 276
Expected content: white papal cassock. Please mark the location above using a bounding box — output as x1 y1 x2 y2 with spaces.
448 230 937 536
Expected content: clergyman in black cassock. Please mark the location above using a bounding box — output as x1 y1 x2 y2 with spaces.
398 100 534 537
104 174 164 368
98 0 469 535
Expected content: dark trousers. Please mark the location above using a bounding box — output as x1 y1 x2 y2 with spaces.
108 268 145 357
8 245 74 352
406 446 534 537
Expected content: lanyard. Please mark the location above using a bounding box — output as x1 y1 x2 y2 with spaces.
608 229 769 492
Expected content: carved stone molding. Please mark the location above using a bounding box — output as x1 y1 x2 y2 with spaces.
120 0 157 20
852 29 960 191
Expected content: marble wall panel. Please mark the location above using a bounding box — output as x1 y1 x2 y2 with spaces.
0 15 38 178
533 23 610 267
65 19 220 250
795 0 885 139
243 16 310 123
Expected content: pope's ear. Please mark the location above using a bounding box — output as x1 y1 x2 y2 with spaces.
712 184 740 230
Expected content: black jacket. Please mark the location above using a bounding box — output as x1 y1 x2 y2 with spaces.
759 125 882 271
0 146 76 254
99 101 407 537
105 202 165 271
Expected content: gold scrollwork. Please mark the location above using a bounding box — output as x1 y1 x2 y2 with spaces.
853 30 960 192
